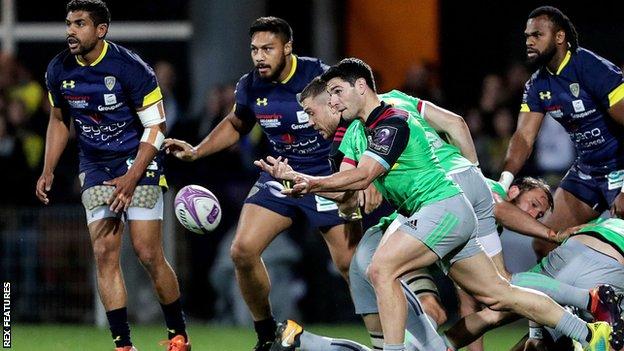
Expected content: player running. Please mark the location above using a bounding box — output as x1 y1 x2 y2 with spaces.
163 17 358 350
272 58 616 351
499 6 624 258
36 1 189 350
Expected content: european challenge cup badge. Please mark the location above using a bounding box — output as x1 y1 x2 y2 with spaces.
104 76 116 91
569 83 580 98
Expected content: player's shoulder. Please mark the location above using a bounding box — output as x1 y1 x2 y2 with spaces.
524 69 545 91
296 55 328 75
46 49 72 73
235 72 253 97
106 41 153 70
574 47 607 64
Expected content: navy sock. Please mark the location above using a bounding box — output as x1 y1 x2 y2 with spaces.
160 298 187 341
106 307 132 348
254 317 277 343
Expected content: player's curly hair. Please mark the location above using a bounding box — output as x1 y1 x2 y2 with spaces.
321 58 377 93
297 76 327 106
529 6 578 52
249 17 293 44
512 176 555 212
66 0 111 26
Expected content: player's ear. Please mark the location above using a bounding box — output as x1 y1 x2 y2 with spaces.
284 41 293 56
96 23 108 39
508 185 520 201
555 29 566 46
356 77 366 95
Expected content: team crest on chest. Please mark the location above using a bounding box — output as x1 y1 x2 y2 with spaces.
569 83 580 98
104 76 116 91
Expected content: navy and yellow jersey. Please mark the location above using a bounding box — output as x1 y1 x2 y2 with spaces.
521 47 624 174
234 55 330 173
45 40 163 173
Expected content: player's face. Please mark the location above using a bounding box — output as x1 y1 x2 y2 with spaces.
65 11 103 55
524 16 557 68
251 31 290 81
302 93 339 139
512 188 551 219
327 78 361 121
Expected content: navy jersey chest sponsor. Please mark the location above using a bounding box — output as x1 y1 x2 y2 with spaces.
60 72 126 115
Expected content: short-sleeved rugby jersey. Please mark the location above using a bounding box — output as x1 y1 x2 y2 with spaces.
46 40 162 172
234 55 330 172
573 217 624 258
521 48 624 174
338 103 461 216
379 90 474 173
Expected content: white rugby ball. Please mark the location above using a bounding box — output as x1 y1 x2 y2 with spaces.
174 185 222 234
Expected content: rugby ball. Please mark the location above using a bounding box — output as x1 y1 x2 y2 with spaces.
174 185 222 234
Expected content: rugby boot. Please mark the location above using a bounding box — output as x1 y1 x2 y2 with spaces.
160 335 191 351
269 320 304 351
589 284 622 323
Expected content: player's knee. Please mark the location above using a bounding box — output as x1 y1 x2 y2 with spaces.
420 294 447 325
134 245 164 270
367 258 395 288
230 240 260 268
333 255 352 280
471 279 511 310
92 241 119 269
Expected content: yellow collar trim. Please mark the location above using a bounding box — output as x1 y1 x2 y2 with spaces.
76 40 109 67
547 50 571 75
280 55 297 84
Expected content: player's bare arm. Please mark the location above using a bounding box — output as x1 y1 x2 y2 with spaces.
494 201 559 242
36 106 69 205
164 107 255 161
104 101 165 212
423 101 479 164
500 111 545 186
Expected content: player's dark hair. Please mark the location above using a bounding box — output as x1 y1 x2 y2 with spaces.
249 16 293 43
513 177 555 212
529 6 578 52
298 76 327 106
321 58 377 93
66 0 111 26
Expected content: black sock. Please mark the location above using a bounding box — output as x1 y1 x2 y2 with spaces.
106 307 132 348
160 298 187 341
254 317 277 343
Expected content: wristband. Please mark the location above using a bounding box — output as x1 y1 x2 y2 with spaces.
499 171 515 191
529 327 544 340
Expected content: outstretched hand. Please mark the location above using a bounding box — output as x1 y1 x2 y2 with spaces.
254 156 297 181
163 138 197 161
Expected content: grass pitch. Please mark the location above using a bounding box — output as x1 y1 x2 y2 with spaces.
11 322 527 350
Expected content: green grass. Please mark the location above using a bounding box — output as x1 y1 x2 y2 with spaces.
10 322 527 350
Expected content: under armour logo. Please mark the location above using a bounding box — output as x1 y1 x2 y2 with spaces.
146 171 155 177
539 91 551 100
256 98 268 106
62 80 75 89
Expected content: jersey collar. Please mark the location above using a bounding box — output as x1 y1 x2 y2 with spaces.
75 40 109 67
546 50 571 75
280 55 297 84
364 101 390 128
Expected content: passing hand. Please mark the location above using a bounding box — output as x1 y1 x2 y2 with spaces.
360 184 382 214
254 156 296 180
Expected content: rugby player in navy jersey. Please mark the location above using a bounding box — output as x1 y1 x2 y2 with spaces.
35 1 189 350
164 17 359 351
499 6 624 258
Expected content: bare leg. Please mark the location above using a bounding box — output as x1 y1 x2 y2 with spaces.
321 223 360 282
229 204 292 320
89 218 126 310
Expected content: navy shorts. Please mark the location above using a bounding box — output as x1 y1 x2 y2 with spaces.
79 154 166 191
559 164 622 212
245 169 345 231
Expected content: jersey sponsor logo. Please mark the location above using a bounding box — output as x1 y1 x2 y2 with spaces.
296 110 309 123
98 101 124 111
544 105 563 119
64 95 89 108
569 83 580 98
126 158 158 171
570 127 605 148
571 109 596 119
291 123 309 130
256 97 268 106
256 113 282 128
572 99 585 113
104 94 117 105
539 91 551 100
104 76 116 91
607 170 624 190
62 80 75 89
369 126 398 155
76 119 127 142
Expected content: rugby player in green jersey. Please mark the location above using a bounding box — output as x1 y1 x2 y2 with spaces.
264 58 616 351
